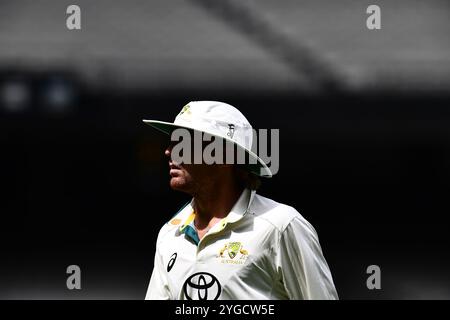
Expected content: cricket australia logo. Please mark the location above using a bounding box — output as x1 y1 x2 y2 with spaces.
217 242 248 265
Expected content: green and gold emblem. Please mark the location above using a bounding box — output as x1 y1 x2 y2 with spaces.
227 242 242 259
219 242 249 260
179 104 191 116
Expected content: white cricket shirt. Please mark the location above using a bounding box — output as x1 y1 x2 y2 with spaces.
145 188 338 300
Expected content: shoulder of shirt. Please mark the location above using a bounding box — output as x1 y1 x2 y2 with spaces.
249 193 316 234
155 201 193 244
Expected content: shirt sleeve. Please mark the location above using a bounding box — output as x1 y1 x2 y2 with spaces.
145 240 171 300
276 215 338 300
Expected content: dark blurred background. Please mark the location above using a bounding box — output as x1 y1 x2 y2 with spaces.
1 0 450 299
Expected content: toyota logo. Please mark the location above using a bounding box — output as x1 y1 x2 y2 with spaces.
182 272 222 300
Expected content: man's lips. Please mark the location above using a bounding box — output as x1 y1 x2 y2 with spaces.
169 163 182 176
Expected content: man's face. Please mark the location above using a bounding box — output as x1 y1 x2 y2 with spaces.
165 143 221 195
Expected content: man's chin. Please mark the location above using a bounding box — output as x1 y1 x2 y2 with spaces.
169 178 190 192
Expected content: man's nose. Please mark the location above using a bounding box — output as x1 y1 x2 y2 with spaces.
165 145 172 158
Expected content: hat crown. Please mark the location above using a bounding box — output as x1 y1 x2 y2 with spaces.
174 101 253 149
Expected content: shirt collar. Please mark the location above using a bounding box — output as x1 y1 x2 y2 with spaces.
226 188 256 224
178 188 256 233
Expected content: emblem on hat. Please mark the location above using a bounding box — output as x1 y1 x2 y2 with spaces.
179 104 191 116
227 124 235 139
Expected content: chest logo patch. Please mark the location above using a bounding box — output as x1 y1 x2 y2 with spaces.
217 242 249 264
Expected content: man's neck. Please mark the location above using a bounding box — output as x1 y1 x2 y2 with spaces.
192 182 244 230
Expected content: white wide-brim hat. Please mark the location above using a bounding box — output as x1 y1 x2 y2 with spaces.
143 101 272 177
